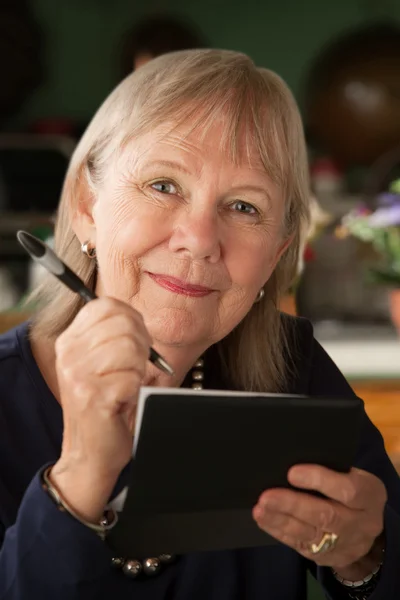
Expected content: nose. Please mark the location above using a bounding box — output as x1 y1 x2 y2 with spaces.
168 207 221 263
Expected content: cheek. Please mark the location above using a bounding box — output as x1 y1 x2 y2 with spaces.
224 230 281 290
94 192 167 258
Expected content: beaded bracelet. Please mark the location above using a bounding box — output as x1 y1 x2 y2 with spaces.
41 466 118 541
332 551 384 600
41 466 178 578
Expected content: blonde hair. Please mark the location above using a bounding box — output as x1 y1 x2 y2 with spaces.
30 49 310 392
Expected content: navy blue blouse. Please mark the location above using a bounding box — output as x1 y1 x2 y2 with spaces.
0 319 399 600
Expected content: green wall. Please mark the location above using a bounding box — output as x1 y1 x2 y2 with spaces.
18 0 400 125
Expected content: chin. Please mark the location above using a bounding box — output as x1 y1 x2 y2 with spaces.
146 308 210 348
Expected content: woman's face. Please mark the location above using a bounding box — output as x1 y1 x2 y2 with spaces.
79 121 289 351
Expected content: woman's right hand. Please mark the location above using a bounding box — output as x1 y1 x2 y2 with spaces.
49 297 152 523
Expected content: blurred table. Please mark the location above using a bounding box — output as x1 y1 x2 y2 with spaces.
0 311 31 334
316 321 400 379
352 379 400 471
316 321 400 470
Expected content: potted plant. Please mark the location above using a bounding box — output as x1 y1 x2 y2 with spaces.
336 178 400 332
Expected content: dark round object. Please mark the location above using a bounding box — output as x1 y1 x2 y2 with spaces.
120 14 205 78
122 559 143 578
305 23 400 166
159 554 176 564
111 557 125 569
142 557 161 576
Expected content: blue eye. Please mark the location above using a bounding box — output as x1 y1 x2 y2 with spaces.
151 181 177 194
231 200 258 215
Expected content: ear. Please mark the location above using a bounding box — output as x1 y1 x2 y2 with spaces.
272 234 294 268
71 175 97 246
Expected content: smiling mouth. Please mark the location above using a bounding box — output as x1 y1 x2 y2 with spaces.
147 273 215 297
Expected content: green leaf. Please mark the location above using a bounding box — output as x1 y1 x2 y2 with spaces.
389 179 400 194
367 267 400 287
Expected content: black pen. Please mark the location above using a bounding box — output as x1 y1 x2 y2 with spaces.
16 230 174 376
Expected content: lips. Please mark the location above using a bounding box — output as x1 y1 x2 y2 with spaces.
147 273 215 297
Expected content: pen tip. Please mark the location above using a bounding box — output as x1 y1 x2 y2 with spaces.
156 356 175 376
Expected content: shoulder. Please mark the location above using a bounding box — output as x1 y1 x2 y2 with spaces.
281 313 314 353
0 321 33 402
0 322 25 364
281 314 354 397
281 313 314 388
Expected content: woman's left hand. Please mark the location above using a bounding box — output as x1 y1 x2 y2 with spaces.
253 465 387 574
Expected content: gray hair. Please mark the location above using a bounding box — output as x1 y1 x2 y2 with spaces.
30 49 310 392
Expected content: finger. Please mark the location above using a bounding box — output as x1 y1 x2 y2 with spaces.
254 525 353 568
77 337 149 378
259 489 345 533
71 297 147 339
82 316 151 355
253 505 318 547
288 465 374 509
253 505 359 568
56 315 150 358
57 325 152 373
258 489 379 558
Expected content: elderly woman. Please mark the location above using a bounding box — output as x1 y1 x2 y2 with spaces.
0 50 399 600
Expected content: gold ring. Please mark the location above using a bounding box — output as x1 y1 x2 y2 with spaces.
310 532 339 555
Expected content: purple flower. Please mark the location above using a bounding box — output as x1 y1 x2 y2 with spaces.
376 192 400 207
368 204 400 227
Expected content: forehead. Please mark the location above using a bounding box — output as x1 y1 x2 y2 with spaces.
119 117 268 175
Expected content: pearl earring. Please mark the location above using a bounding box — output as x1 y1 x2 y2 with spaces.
81 240 96 259
255 288 265 303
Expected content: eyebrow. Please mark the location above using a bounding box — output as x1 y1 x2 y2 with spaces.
141 159 194 177
230 184 273 205
231 184 270 196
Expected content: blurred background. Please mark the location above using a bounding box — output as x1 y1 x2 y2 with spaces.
0 0 400 457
